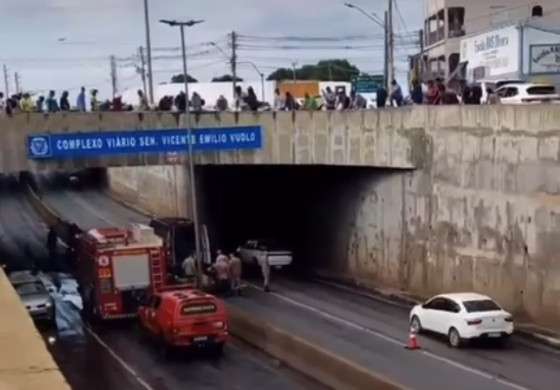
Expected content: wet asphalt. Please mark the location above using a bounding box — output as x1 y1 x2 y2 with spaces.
0 179 320 390
13 178 560 390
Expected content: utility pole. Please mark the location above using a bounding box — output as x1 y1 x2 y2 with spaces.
260 73 265 102
384 11 388 89
419 29 425 83
139 46 148 98
230 31 238 102
14 72 20 94
110 55 117 98
291 62 297 83
160 18 204 286
143 0 155 105
2 65 8 97
388 0 395 89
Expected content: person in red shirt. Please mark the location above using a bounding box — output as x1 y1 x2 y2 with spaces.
425 79 441 105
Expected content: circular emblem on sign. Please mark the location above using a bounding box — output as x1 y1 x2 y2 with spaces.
98 256 110 267
30 136 50 157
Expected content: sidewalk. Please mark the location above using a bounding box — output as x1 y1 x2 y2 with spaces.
0 268 70 390
312 272 560 351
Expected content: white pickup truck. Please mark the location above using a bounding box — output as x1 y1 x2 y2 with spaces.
238 239 293 269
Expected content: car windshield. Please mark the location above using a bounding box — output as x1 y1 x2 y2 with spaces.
16 282 46 296
257 239 285 251
180 302 217 316
463 299 501 313
527 86 555 95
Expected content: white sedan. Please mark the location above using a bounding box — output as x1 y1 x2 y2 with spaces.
409 293 514 348
495 83 560 104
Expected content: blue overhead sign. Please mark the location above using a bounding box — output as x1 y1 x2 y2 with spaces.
27 126 262 160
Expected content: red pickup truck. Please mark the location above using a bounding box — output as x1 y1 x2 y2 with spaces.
138 288 229 356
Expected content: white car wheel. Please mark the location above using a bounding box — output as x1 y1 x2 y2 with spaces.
448 328 462 348
410 316 422 334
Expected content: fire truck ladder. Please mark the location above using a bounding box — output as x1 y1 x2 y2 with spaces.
150 249 164 291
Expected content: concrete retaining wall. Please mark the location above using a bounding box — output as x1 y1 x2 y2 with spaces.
107 106 560 329
0 269 70 390
0 111 415 174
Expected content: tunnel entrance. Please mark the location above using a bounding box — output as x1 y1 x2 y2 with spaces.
198 165 404 277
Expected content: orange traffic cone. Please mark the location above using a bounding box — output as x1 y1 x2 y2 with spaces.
405 327 421 350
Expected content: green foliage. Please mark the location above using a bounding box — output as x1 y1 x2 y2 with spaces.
211 75 244 82
266 60 361 81
171 74 198 83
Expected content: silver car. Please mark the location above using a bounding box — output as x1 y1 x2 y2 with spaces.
15 282 55 324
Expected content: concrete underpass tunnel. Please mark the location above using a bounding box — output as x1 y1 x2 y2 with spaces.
198 165 406 278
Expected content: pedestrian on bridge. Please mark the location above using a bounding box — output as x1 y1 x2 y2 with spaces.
46 91 59 113
90 89 99 111
77 87 87 112
60 91 71 111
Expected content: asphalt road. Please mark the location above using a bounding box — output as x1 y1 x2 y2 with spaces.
36 180 560 390
235 274 560 390
35 183 318 390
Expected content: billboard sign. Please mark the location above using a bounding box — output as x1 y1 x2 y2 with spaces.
530 44 560 74
461 26 520 80
352 75 385 93
28 126 262 160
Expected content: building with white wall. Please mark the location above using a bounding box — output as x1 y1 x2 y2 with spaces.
418 0 560 82
461 20 560 86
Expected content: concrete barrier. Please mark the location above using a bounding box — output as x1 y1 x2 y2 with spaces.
0 268 70 390
228 305 403 390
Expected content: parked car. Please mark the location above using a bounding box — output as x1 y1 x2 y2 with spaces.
8 270 41 286
409 293 514 348
495 83 560 104
14 281 55 324
238 239 293 269
473 79 525 104
138 288 229 356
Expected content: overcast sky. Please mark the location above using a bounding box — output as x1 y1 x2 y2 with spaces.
0 0 424 99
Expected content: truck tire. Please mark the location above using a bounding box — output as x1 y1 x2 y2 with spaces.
212 342 225 357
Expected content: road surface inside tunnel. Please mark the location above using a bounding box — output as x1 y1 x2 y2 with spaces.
29 171 324 390
198 165 397 275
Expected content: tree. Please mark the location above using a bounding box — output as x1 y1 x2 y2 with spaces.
212 74 244 82
171 74 198 83
267 59 360 82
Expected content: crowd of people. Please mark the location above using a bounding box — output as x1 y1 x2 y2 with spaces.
0 87 136 116
0 78 499 117
180 248 271 297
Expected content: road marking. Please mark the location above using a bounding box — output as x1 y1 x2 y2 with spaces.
247 283 530 390
84 326 154 390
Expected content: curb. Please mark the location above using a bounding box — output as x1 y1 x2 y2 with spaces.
228 305 404 390
312 275 560 352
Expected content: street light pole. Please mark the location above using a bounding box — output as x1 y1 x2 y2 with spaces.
143 0 155 105
160 18 204 285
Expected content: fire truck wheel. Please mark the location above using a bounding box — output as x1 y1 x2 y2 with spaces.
213 342 225 357
158 335 172 359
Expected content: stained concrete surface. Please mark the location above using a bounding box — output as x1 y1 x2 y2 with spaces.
106 106 560 329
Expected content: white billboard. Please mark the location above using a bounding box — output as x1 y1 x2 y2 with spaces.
530 44 560 74
461 26 520 80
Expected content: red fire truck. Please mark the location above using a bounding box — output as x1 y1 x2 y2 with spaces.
77 224 167 321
